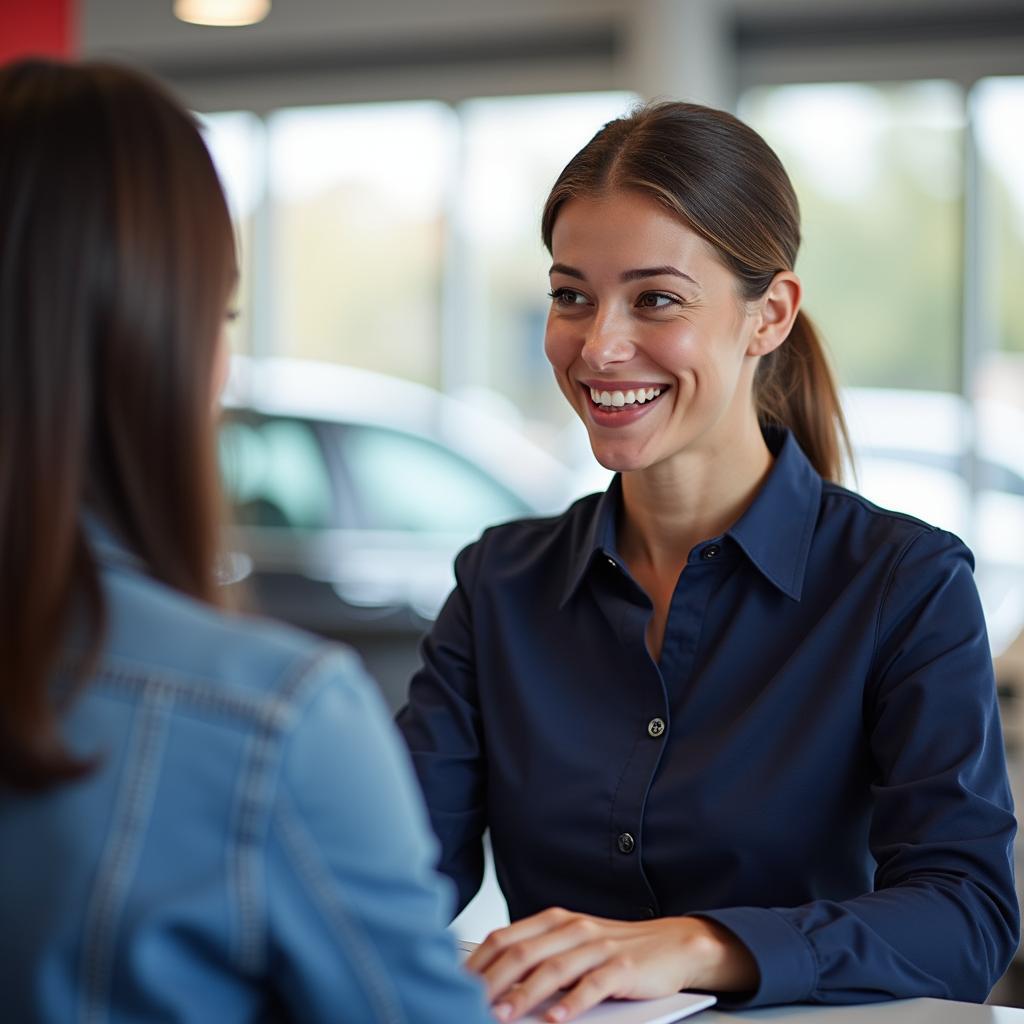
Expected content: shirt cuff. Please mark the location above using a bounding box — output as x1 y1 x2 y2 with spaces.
693 906 818 1008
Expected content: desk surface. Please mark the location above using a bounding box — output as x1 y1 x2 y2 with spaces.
700 999 1024 1022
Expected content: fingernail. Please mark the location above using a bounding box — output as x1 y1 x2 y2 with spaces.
547 1007 568 1022
494 1004 512 1022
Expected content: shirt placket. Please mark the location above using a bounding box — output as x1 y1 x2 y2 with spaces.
601 548 720 919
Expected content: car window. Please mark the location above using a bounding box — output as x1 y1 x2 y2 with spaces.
219 412 334 529
339 424 531 533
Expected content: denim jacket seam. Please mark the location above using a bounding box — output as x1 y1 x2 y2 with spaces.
59 656 303 734
272 785 407 1024
229 650 335 976
78 682 174 1024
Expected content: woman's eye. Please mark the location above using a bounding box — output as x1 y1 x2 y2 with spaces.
637 292 678 309
548 288 588 307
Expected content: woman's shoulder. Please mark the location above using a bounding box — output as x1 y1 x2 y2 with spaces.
818 478 974 565
92 564 370 729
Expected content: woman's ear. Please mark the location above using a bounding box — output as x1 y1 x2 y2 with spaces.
747 271 802 357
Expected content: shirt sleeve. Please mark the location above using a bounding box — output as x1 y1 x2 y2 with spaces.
395 542 489 916
264 650 493 1024
697 528 1019 1008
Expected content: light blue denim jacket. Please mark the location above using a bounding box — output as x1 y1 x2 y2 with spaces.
0 529 493 1023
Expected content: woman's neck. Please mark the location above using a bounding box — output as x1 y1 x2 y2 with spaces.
617 418 775 577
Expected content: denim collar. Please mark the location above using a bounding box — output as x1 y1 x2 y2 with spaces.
81 511 147 574
559 427 822 607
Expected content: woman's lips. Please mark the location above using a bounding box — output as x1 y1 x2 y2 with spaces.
580 382 670 426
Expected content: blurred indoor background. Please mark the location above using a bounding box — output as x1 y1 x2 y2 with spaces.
4 0 1024 998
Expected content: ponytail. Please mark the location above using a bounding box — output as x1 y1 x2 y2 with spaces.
755 309 851 484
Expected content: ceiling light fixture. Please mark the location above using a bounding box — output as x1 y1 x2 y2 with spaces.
174 0 271 27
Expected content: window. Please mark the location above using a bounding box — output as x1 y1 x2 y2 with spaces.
973 77 1024 650
203 91 637 458
219 412 335 530
268 102 456 385
199 111 264 356
740 82 964 393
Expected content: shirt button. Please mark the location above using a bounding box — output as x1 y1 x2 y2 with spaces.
647 717 665 738
605 556 617 569
617 832 635 854
701 543 721 561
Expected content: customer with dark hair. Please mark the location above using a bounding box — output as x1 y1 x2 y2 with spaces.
0 59 492 1023
398 101 1019 1021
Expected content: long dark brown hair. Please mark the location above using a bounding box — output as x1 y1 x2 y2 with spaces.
0 61 236 790
542 101 851 482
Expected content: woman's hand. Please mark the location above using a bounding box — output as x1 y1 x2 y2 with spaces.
464 907 758 1022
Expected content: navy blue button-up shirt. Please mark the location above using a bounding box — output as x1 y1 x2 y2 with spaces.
397 429 1018 1008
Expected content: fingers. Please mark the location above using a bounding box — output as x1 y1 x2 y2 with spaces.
542 958 633 1021
491 941 622 1022
465 906 575 975
476 912 605 1002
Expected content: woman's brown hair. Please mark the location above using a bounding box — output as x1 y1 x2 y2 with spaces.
541 101 851 482
0 61 236 789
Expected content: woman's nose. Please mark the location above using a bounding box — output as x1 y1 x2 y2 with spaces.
581 312 635 370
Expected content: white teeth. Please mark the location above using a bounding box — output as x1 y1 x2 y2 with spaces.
588 386 666 408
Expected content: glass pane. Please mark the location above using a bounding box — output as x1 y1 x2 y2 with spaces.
740 82 964 392
199 111 264 356
268 102 456 385
972 77 1024 655
975 78 1024 358
219 412 334 530
340 424 530 533
841 387 970 538
455 92 639 461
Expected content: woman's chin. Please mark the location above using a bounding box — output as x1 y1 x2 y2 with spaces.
589 443 651 474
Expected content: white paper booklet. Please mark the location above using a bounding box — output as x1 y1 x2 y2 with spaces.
520 990 716 1023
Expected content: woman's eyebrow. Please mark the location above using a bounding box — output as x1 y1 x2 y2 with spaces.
548 262 699 287
549 262 586 279
621 265 699 286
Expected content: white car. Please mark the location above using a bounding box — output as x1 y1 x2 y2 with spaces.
219 357 582 708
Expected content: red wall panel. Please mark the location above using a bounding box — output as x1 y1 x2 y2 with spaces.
0 0 76 63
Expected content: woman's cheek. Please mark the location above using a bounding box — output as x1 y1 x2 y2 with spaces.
542 322 570 371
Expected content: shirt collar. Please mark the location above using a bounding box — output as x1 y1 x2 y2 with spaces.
558 428 822 607
558 475 623 609
726 428 822 601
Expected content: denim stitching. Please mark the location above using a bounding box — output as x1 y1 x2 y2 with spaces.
232 728 276 975
273 786 406 1024
231 652 336 975
58 651 360 733
78 684 172 1024
56 656 309 731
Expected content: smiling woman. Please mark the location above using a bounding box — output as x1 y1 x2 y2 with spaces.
397 101 1019 1023
544 191 793 485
